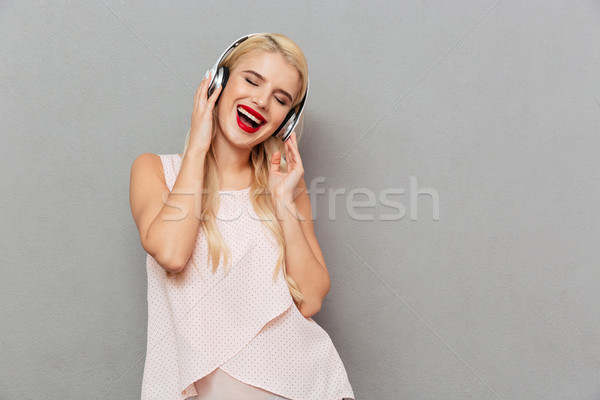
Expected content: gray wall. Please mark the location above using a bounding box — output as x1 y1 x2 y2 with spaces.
1 1 599 399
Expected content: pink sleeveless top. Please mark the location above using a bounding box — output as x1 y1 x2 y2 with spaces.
140 153 355 400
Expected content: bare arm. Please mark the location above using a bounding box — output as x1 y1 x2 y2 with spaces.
129 149 208 273
129 73 220 273
275 177 330 318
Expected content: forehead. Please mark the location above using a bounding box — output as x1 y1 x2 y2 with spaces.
232 52 301 99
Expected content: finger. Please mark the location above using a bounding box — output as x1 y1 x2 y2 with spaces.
294 140 302 164
285 142 295 169
271 151 281 173
194 85 202 112
194 72 211 109
286 134 297 159
197 71 212 109
288 131 297 150
206 85 222 110
288 136 302 168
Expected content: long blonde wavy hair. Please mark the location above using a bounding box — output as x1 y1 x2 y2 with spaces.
180 33 308 306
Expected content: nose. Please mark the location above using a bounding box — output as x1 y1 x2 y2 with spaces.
251 88 269 110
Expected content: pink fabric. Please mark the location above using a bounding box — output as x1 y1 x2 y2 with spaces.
193 367 279 399
140 153 355 400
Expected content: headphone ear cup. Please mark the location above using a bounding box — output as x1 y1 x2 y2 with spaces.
208 66 229 101
272 109 296 140
219 67 229 98
281 113 297 141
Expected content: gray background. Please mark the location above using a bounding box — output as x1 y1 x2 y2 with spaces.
1 1 599 399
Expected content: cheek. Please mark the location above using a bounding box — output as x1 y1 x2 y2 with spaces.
273 110 290 126
216 93 232 119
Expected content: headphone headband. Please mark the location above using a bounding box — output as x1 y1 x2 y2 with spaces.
207 33 308 142
208 32 259 84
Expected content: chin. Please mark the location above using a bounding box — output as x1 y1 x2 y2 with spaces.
231 122 273 145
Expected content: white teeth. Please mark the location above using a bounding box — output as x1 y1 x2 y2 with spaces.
237 106 263 125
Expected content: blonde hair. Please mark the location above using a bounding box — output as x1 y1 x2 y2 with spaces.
180 33 309 306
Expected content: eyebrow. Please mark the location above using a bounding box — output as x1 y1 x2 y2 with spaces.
243 70 294 103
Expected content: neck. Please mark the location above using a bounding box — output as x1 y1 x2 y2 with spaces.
212 127 253 183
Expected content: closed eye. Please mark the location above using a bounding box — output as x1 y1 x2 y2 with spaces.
246 77 287 106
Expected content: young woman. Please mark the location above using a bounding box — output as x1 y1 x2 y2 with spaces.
129 33 355 400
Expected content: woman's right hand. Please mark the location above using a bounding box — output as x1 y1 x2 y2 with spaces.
188 70 222 154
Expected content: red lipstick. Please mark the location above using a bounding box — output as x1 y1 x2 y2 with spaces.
236 104 266 134
239 104 265 122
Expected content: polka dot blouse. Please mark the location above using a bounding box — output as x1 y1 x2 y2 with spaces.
140 154 355 400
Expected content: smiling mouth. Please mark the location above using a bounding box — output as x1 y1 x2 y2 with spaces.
237 106 266 130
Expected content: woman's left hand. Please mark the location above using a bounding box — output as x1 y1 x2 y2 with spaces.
269 131 304 206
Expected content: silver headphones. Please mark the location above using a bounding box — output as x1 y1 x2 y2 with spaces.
207 33 309 142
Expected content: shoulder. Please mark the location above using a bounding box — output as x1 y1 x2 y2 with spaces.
132 152 161 165
131 152 162 168
130 153 165 183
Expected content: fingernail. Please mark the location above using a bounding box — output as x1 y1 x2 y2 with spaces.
203 70 210 80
